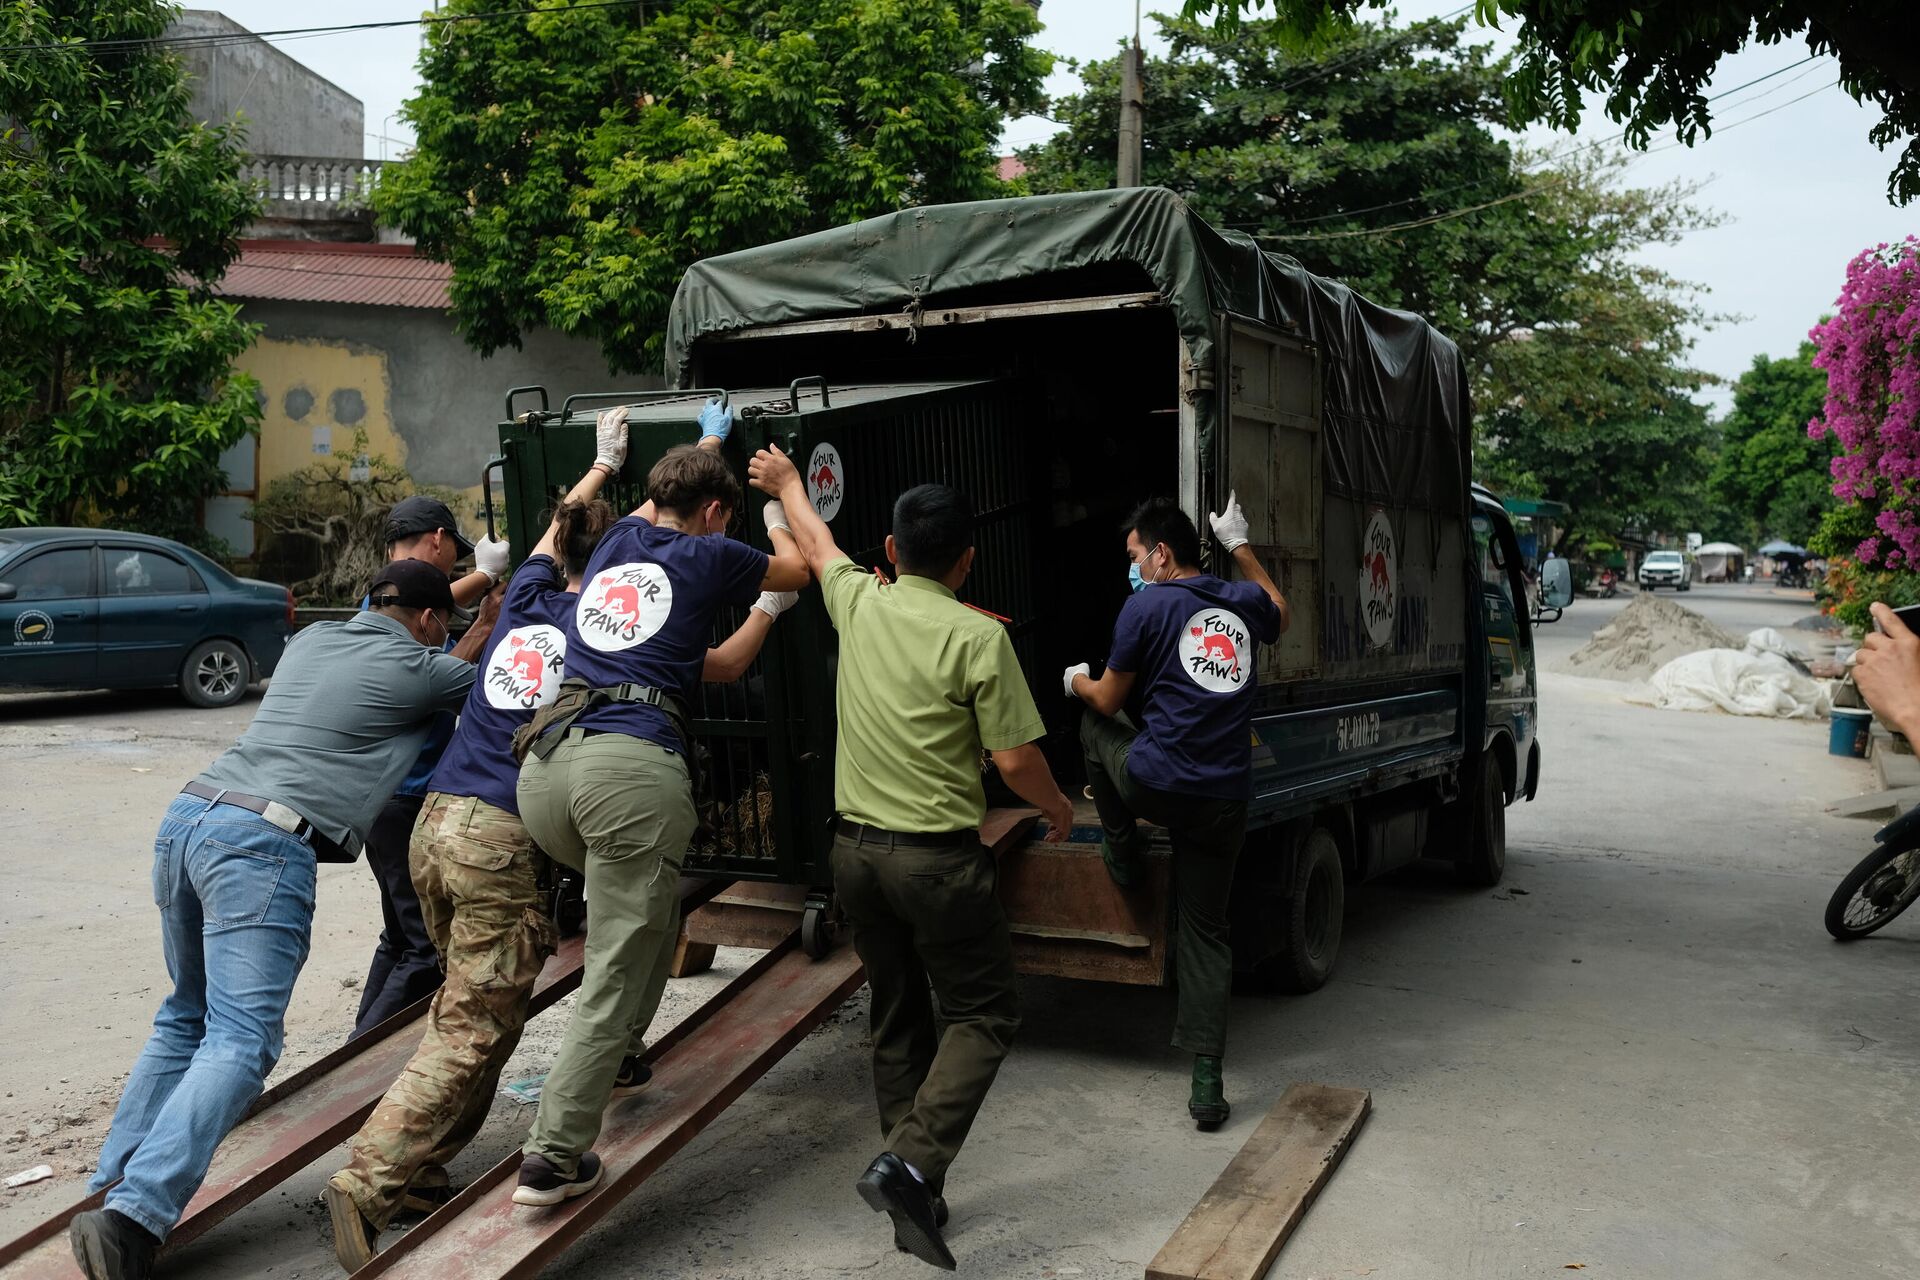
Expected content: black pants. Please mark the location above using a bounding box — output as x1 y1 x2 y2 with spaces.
351 793 443 1039
1080 710 1247 1058
831 826 1019 1195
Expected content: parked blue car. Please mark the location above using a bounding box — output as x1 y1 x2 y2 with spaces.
0 528 292 707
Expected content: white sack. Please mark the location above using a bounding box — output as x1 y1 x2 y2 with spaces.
1743 627 1804 660
1649 647 1831 719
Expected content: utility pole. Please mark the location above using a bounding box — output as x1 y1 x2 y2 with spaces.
1116 1 1144 190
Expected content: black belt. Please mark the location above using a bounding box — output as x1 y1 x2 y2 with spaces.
838 819 975 849
180 781 358 863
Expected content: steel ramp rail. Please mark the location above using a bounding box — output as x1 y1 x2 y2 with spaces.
357 935 866 1279
0 878 724 1280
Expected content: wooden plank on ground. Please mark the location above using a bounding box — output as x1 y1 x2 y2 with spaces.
1146 1084 1370 1280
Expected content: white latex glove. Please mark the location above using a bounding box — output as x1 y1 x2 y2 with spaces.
474 535 510 583
753 590 798 619
763 499 792 534
1209 489 1250 554
1063 662 1090 697
594 405 629 471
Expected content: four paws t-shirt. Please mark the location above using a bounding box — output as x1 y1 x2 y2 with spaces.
567 516 769 751
429 553 574 815
1107 575 1283 800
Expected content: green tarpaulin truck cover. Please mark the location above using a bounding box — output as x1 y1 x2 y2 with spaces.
665 186 1468 513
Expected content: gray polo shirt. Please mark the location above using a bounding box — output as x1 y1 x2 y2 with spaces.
196 611 476 850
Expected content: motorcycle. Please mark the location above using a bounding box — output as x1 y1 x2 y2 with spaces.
1596 568 1619 599
1826 807 1920 939
1778 562 1809 589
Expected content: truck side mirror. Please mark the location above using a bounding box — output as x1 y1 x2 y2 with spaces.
1540 559 1573 611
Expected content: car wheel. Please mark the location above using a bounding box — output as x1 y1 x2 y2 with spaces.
1257 826 1344 994
1454 753 1507 888
180 639 250 708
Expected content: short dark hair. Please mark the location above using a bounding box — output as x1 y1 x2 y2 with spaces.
647 445 742 519
1125 498 1203 568
892 484 974 577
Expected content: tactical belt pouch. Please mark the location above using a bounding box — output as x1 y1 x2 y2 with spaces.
512 678 697 792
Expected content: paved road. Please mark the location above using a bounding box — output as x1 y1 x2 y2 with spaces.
1535 581 1830 658
5 585 1915 1279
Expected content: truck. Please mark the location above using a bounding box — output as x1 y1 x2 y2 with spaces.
491 187 1569 991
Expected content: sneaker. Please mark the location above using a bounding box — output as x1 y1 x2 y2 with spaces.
323 1176 378 1272
1188 1054 1231 1130
611 1055 653 1098
68 1208 159 1280
512 1152 604 1207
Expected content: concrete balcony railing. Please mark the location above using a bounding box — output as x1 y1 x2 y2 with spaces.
243 155 386 221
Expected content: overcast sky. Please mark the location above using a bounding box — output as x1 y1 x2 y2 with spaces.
203 0 1914 412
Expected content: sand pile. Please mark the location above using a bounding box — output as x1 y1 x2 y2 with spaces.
1567 594 1742 682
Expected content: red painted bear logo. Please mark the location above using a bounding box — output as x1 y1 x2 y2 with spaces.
1366 550 1391 593
576 562 673 652
1182 609 1251 692
484 625 567 711
1357 510 1398 650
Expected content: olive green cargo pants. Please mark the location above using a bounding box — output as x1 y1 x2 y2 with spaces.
1080 711 1247 1059
831 826 1020 1194
515 730 695 1174
333 793 556 1228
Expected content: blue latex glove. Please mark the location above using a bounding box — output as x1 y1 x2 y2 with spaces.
697 398 733 444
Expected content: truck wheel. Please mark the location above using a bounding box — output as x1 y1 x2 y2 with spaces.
1259 827 1344 994
1454 754 1507 888
179 639 250 708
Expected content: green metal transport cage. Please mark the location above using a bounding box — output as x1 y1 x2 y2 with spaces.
488 378 1043 934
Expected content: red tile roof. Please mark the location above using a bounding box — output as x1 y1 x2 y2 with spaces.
213 241 452 309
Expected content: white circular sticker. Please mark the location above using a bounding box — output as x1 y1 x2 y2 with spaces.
1182 607 1253 692
805 442 845 522
1359 509 1398 649
483 624 567 711
575 562 674 652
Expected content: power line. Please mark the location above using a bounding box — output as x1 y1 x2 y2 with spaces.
1252 179 1562 242
0 1 645 55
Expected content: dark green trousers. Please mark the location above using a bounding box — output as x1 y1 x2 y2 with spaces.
830 826 1019 1193
1080 711 1247 1058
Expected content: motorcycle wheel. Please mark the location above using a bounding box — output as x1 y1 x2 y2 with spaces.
1825 842 1920 940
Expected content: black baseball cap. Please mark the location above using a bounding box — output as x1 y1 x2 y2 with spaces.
384 495 475 556
368 558 457 613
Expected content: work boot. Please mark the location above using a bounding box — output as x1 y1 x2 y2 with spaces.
323 1176 378 1272
393 1164 455 1223
512 1152 603 1207
611 1055 653 1098
68 1208 159 1280
856 1152 955 1271
1101 836 1144 889
1189 1055 1230 1130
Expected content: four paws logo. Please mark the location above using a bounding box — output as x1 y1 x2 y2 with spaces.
576 562 674 653
485 624 566 710
1182 608 1251 692
805 442 845 522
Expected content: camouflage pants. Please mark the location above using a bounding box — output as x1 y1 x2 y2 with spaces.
332 792 556 1229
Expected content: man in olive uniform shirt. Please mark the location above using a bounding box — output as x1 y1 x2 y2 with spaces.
750 446 1074 1271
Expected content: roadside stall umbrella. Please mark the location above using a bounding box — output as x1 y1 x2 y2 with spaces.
1758 539 1807 557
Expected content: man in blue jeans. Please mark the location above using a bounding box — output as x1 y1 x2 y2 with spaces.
70 559 477 1280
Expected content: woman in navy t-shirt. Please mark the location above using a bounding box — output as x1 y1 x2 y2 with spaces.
511 407 810 1206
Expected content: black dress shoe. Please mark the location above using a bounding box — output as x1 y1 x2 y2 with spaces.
69 1208 159 1280
856 1152 955 1271
895 1194 949 1253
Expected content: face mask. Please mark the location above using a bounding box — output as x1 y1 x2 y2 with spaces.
1129 544 1163 593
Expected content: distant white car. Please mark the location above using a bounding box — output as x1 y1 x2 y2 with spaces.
1639 550 1692 591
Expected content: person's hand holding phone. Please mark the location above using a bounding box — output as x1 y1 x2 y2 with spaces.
1856 602 1920 737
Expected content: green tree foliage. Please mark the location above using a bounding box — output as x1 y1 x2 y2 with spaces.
0 0 261 540
1024 12 1720 544
1180 1 1920 204
380 0 1050 374
1707 342 1834 545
